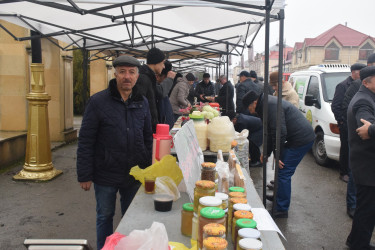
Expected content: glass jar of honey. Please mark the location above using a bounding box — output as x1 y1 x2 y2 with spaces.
238 238 263 250
236 228 261 250
235 219 257 250
227 197 247 234
194 180 215 213
203 223 226 239
181 203 194 236
215 192 229 210
201 162 216 182
198 196 222 216
198 207 225 250
229 186 245 193
203 237 228 250
231 210 254 243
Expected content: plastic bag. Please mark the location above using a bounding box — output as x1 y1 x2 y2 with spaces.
155 176 181 201
216 160 229 193
102 232 126 250
114 222 169 250
130 155 183 186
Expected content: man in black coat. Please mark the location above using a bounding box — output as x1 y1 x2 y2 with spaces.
136 47 166 132
331 63 366 183
236 71 261 114
346 66 375 250
77 55 153 249
242 91 315 218
209 75 234 115
195 72 215 102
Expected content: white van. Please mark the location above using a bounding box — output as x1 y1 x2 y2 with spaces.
289 64 351 166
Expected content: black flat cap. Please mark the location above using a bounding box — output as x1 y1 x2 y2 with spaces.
113 55 141 68
250 70 257 78
367 53 375 65
360 66 375 81
203 73 210 78
242 91 259 108
351 63 366 71
238 71 251 77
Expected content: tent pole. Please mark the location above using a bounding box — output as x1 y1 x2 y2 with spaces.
151 5 154 47
226 43 229 114
131 5 135 47
272 9 285 216
262 0 271 207
82 38 89 112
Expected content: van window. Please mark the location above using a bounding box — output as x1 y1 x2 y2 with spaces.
294 77 308 100
306 76 321 107
320 72 351 102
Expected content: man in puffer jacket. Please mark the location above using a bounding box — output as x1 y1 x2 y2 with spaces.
77 55 153 250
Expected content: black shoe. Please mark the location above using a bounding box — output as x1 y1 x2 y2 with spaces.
250 161 262 167
266 194 274 201
268 209 288 218
270 180 275 184
340 174 349 183
347 207 355 219
267 183 274 190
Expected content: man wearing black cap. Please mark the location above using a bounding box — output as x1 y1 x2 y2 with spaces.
332 63 366 183
136 47 166 132
77 55 153 249
242 91 315 218
207 75 235 116
195 72 215 102
346 66 375 250
236 70 261 114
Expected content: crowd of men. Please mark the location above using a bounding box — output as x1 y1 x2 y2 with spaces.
76 47 375 250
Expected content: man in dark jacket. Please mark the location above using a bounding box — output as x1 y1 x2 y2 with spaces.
136 47 166 132
77 55 153 249
195 72 215 102
243 91 315 218
209 75 234 115
346 66 375 250
236 70 261 114
331 63 366 183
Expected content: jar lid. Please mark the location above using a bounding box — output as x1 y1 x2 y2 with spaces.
199 196 222 207
233 203 251 211
236 218 257 229
215 192 229 201
238 238 263 249
229 192 246 198
195 180 215 189
201 162 216 169
203 223 226 236
200 207 225 219
234 210 253 219
182 203 194 212
189 113 204 120
203 237 228 250
229 186 245 193
230 197 248 204
238 228 261 239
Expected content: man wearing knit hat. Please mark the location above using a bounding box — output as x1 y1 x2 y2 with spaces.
136 47 166 132
195 72 215 102
346 66 375 249
332 63 366 183
242 91 315 218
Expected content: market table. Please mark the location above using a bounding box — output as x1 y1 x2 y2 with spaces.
115 169 285 250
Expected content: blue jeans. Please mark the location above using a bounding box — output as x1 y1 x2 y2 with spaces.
276 141 313 212
94 182 140 250
347 168 356 209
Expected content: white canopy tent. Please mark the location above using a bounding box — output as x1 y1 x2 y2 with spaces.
0 0 287 209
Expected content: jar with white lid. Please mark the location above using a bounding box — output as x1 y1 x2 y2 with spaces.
215 192 229 210
236 228 261 250
238 238 263 250
198 196 222 216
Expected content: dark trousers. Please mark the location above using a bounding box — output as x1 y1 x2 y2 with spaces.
339 126 349 176
347 184 375 250
249 140 261 164
94 182 141 250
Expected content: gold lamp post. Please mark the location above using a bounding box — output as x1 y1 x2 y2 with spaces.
13 63 62 181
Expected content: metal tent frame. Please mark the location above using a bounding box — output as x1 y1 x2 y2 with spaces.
0 0 286 213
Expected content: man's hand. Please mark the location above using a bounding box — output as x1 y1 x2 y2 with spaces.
357 118 371 140
80 181 92 191
199 94 205 101
260 153 267 164
167 71 176 79
278 160 285 169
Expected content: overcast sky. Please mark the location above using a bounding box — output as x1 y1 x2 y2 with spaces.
244 0 375 59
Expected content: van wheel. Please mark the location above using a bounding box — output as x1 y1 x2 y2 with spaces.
312 131 330 166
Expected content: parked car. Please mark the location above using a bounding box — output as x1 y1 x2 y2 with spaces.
289 64 351 166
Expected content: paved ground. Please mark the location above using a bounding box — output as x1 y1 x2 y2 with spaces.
0 116 374 250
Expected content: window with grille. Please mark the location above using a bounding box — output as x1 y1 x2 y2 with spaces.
359 42 374 60
324 43 339 60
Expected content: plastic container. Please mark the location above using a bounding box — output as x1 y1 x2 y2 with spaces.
207 116 235 152
198 196 222 216
153 194 174 212
190 113 208 151
181 203 194 236
203 223 226 239
201 162 216 182
192 212 199 241
236 228 261 250
229 187 246 193
198 207 226 249
231 211 254 243
203 237 228 250
215 192 229 210
194 180 216 213
152 124 173 164
238 238 263 250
